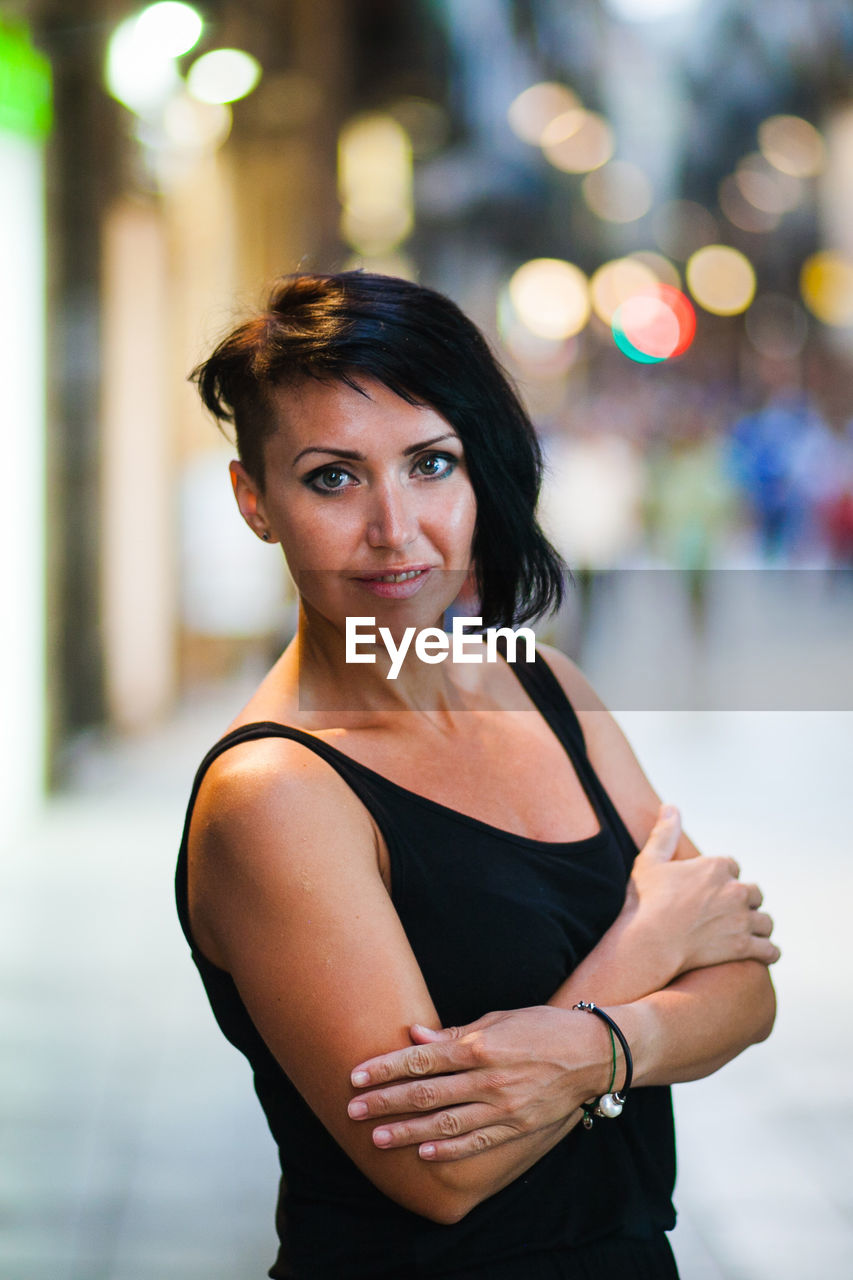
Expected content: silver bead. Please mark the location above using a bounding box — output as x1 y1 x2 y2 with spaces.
597 1092 623 1119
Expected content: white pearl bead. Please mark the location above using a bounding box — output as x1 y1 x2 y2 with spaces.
597 1092 623 1119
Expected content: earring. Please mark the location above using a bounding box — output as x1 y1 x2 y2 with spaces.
261 531 270 542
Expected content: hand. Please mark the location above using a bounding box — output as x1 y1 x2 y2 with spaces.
625 805 780 976
347 1005 610 1162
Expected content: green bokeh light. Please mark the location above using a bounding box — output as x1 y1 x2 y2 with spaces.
0 18 52 140
612 320 666 364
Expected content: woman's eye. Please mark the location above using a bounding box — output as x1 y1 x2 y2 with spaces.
415 453 455 478
308 466 355 493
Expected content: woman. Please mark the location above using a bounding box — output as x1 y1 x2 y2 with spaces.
175 271 779 1279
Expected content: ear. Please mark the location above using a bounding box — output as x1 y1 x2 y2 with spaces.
229 460 277 544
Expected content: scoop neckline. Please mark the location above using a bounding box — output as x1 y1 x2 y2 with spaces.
217 663 607 855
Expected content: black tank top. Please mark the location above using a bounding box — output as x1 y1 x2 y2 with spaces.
175 651 676 1279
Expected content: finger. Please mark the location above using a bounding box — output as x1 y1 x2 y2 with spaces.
409 1023 461 1044
637 804 682 865
351 1039 477 1088
744 882 764 910
348 1071 484 1120
418 1124 523 1163
749 910 774 938
369 1104 504 1150
750 936 781 965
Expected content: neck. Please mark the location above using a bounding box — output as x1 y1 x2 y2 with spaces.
289 602 477 722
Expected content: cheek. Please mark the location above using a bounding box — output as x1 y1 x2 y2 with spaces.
276 496 362 561
447 483 478 543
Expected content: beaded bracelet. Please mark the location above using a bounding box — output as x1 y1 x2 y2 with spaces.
573 1001 633 1130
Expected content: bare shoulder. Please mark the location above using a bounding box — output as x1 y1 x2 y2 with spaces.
187 734 382 964
194 734 377 853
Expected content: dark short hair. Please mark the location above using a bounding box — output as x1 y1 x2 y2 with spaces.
192 271 565 627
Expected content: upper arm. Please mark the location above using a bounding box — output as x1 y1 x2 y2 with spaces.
187 739 460 1221
536 644 701 861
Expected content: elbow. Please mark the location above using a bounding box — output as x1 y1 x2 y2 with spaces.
392 1168 483 1225
358 1147 486 1225
405 1180 480 1226
422 1198 474 1227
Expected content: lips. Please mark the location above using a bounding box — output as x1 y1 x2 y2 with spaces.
357 569 427 583
351 566 433 598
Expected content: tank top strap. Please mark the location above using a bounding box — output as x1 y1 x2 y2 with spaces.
175 720 389 947
510 649 640 869
187 720 375 800
508 649 588 761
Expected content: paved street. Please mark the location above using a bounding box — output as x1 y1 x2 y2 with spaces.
1 670 851 1279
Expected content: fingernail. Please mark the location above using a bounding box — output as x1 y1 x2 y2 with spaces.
373 1128 392 1147
661 805 678 821
348 1100 368 1119
419 1143 436 1159
351 1070 369 1087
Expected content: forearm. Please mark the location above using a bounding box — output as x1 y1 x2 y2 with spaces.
548 907 679 1012
612 958 776 1088
348 961 775 1218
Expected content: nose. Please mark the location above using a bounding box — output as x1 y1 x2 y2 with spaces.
366 479 417 551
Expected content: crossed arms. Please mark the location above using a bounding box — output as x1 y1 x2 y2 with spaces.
187 647 778 1224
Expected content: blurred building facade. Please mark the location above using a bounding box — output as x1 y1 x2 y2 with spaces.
5 0 853 827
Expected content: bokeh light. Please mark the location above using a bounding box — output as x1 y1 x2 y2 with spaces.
542 110 614 174
135 2 203 57
187 48 262 105
745 293 808 360
540 108 585 148
338 113 413 256
800 251 853 326
758 114 826 179
718 174 780 233
582 160 653 223
508 258 590 340
590 257 658 325
105 14 181 113
342 250 417 281
507 82 580 146
686 245 756 316
612 284 696 363
652 199 719 261
498 289 579 374
735 152 802 215
613 300 670 364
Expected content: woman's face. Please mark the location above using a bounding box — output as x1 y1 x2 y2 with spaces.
231 377 477 635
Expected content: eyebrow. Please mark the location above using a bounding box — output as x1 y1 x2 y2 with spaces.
292 433 458 467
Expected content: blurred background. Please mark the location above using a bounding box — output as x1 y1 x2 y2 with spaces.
1 1 852 1277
